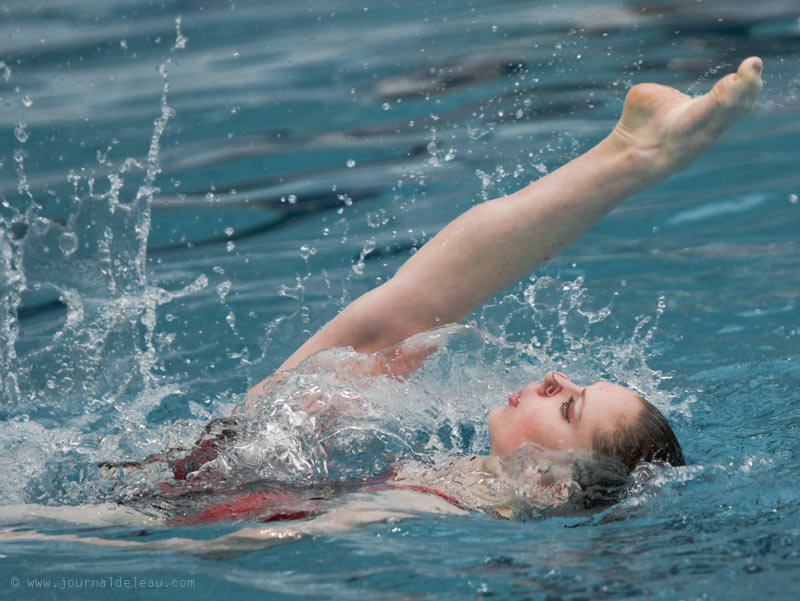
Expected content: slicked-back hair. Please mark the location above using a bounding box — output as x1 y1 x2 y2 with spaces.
592 396 684 473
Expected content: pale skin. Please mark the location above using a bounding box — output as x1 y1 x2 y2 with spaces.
1 57 764 555
247 55 764 454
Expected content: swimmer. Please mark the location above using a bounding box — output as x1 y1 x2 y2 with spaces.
245 55 765 467
1 56 764 557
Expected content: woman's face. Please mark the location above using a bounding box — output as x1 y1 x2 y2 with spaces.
488 372 642 457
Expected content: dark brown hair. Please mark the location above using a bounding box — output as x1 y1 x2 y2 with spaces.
591 396 684 473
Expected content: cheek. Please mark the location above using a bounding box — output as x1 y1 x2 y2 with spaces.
524 406 573 451
489 405 577 456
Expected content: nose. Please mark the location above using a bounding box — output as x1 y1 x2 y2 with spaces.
540 371 564 397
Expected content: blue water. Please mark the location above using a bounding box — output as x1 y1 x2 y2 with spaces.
1 0 799 599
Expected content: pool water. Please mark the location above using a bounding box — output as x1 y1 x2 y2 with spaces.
1 1 799 599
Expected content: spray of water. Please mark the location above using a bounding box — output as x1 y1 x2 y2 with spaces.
126 272 675 506
0 18 198 504
0 16 681 509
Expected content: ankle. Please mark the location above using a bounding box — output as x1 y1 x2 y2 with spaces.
600 129 676 187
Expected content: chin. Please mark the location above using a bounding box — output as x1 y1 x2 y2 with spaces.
486 409 500 451
487 405 504 434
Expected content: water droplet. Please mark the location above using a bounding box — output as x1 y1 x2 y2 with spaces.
491 25 498 32
31 217 49 235
367 208 389 228
217 280 231 300
58 232 79 256
22 95 33 108
173 16 188 50
346 159 356 168
226 241 235 252
382 102 391 110
14 122 29 143
120 39 128 50
790 194 798 204
287 194 297 204
224 226 234 237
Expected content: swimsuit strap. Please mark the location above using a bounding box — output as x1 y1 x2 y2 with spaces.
364 483 466 510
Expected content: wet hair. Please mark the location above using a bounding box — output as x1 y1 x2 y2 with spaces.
566 453 631 511
550 398 684 514
498 446 633 518
504 400 685 517
591 396 684 474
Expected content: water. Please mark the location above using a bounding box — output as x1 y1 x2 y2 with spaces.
1 0 799 599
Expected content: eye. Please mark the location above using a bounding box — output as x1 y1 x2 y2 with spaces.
561 396 575 423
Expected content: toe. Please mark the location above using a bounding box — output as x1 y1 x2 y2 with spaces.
709 57 763 113
732 56 764 109
736 56 763 81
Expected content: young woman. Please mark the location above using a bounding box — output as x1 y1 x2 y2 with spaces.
1 56 764 557
241 54 763 479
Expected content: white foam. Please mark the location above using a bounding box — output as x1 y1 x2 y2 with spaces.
667 194 767 225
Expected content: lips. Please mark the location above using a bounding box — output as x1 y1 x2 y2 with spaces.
508 392 520 407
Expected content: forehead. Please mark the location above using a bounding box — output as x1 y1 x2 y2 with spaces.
589 381 637 398
585 381 641 427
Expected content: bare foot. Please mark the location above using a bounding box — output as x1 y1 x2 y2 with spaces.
610 56 763 180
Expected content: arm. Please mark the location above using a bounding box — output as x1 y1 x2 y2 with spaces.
253 57 763 386
1 490 466 559
243 140 642 405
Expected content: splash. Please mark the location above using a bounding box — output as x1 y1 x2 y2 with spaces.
0 18 196 504
137 275 675 500
0 18 678 507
